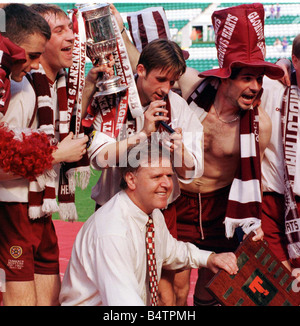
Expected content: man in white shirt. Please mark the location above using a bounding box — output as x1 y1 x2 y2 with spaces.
60 141 238 306
260 34 300 271
87 38 204 232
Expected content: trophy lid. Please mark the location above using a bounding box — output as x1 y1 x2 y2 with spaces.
77 3 110 13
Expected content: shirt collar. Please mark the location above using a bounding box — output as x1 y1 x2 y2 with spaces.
120 191 150 231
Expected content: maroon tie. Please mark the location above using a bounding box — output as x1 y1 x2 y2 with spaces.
146 216 159 306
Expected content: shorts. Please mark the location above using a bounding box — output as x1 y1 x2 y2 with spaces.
175 186 239 253
162 203 178 239
0 202 60 282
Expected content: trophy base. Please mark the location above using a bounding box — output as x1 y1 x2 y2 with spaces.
94 76 128 97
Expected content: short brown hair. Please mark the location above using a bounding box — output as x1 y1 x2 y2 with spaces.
30 4 68 21
3 4 51 45
137 39 186 80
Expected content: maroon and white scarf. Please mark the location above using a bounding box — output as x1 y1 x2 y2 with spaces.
187 78 262 238
280 71 300 259
126 6 171 53
28 11 89 221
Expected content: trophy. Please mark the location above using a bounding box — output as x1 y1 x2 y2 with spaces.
78 3 127 97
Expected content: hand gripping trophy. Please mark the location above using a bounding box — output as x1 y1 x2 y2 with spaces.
78 3 127 97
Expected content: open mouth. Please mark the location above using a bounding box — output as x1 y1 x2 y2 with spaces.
61 46 72 52
242 93 256 100
155 93 165 101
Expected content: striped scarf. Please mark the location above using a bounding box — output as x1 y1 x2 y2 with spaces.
27 10 89 221
27 65 89 221
280 72 300 259
126 6 171 53
187 78 262 238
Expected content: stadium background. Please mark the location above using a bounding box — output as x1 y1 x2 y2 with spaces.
51 2 300 306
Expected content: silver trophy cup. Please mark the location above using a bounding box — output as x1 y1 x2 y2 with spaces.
78 3 127 97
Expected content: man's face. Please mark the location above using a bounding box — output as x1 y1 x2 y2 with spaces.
11 33 47 82
224 67 264 111
40 13 74 73
136 65 177 106
126 157 174 215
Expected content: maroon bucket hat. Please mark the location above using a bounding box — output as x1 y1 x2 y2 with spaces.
199 3 284 80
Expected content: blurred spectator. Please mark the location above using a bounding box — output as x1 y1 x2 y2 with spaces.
273 37 282 51
270 5 275 19
282 37 288 52
276 4 281 19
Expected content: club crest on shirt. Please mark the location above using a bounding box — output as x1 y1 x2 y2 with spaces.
10 246 23 259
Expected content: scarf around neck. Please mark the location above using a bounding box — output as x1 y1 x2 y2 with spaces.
187 78 262 238
27 29 89 221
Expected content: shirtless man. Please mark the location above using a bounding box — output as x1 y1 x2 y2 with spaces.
170 3 284 306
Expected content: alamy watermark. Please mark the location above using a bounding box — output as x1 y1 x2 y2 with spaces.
92 131 203 180
0 9 5 33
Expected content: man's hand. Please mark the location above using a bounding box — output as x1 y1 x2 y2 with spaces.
85 53 115 86
52 132 88 164
110 4 124 31
142 100 169 136
163 127 183 152
252 226 264 241
207 252 238 275
82 54 115 118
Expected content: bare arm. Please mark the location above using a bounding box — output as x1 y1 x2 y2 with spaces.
164 128 196 180
177 67 204 100
110 4 140 72
258 105 272 162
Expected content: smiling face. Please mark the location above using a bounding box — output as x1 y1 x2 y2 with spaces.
224 67 264 111
125 157 174 215
39 12 74 80
10 33 47 82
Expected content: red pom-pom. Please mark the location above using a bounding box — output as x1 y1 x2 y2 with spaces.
0 123 57 180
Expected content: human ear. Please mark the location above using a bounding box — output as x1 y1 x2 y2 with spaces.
136 64 146 78
125 172 137 190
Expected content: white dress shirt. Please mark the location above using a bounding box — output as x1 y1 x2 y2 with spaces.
59 191 213 306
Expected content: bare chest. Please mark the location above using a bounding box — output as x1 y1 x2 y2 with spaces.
203 114 240 159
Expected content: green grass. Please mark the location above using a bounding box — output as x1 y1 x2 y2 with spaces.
52 169 101 222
